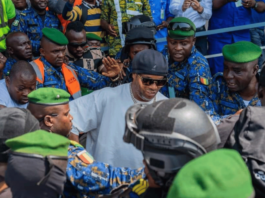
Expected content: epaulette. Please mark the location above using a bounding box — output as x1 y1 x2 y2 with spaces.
70 140 84 148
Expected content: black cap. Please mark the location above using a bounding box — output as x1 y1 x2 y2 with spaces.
260 66 265 87
125 27 156 49
132 49 168 76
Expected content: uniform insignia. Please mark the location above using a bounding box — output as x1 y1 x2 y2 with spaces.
12 20 19 26
77 150 94 164
20 13 26 16
200 77 209 85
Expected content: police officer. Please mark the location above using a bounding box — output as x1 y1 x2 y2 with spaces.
30 27 121 100
3 32 32 77
124 98 220 198
26 87 146 198
160 17 213 114
10 0 61 57
209 41 261 124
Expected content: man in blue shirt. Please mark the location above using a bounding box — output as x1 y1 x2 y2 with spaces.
3 32 32 78
149 0 174 52
208 0 265 75
10 0 61 57
160 17 213 113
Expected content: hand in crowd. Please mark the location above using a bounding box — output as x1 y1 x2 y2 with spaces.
107 25 118 37
116 59 127 80
191 0 204 13
102 57 122 79
242 0 256 8
156 21 169 31
68 0 75 4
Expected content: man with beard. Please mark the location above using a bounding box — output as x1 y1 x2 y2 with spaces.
209 41 261 124
69 49 168 168
10 0 61 57
3 32 32 77
160 17 213 114
26 87 146 198
0 61 36 108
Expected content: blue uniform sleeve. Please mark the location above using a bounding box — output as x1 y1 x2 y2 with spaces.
187 55 216 116
10 14 26 33
166 0 174 18
66 145 145 196
69 63 112 90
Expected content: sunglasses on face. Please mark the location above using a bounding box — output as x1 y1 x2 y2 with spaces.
69 42 87 48
168 22 196 32
138 75 167 86
38 113 58 122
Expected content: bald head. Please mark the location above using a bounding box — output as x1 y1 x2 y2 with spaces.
9 61 36 80
6 61 36 105
6 32 32 61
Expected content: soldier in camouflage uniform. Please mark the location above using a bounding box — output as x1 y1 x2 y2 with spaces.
159 17 213 114
100 0 152 56
10 0 61 57
209 41 261 124
26 87 146 198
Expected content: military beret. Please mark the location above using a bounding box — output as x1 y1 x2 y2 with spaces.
42 27 68 45
6 130 70 157
86 33 102 41
168 17 196 40
28 88 70 105
223 41 262 63
167 149 254 198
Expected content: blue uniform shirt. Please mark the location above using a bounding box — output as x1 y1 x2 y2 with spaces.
64 143 145 198
149 0 173 52
209 73 261 124
251 0 265 29
10 7 61 57
36 57 111 99
208 2 251 75
160 46 213 113
3 58 17 77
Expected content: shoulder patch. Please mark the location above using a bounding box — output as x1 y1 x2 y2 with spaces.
70 140 83 148
12 20 19 26
200 77 209 85
77 150 94 164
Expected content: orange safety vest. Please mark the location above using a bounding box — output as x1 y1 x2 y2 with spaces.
30 58 82 99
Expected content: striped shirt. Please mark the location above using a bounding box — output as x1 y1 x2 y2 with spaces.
62 1 103 38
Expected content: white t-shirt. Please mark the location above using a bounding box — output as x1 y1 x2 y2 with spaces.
70 83 167 168
0 79 28 108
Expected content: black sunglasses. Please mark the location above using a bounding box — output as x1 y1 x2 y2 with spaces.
38 113 58 122
168 22 195 32
139 75 167 86
69 42 87 48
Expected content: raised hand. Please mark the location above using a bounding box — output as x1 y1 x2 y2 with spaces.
102 56 121 79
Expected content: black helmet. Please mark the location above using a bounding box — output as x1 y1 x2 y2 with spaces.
124 98 220 187
125 26 157 50
122 15 156 35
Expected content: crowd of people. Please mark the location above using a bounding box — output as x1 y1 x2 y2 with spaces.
1 0 265 197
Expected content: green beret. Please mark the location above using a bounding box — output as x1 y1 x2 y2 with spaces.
6 130 70 157
167 149 254 198
223 41 262 63
168 17 196 40
28 88 70 105
42 27 68 45
86 33 102 41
